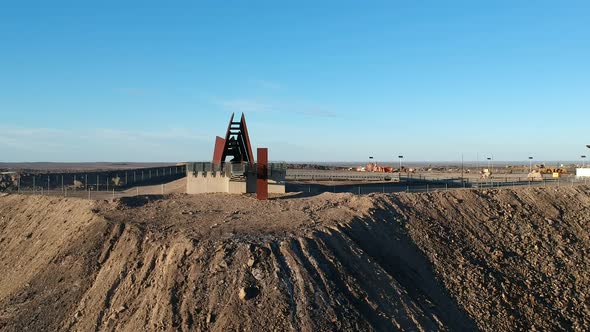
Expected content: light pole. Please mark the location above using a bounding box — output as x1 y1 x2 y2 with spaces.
398 155 403 172
582 155 587 168
528 156 533 173
487 156 493 178
461 153 464 186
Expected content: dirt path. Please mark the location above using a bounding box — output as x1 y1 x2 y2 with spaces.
0 186 588 331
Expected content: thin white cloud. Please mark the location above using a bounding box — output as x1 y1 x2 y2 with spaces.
0 125 215 161
91 128 211 142
0 126 210 153
0 127 68 152
0 127 66 137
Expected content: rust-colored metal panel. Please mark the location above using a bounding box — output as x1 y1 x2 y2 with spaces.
241 113 255 165
212 136 226 164
257 148 268 200
224 113 235 143
220 113 235 162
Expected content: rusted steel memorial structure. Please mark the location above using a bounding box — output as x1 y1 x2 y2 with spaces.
186 113 285 198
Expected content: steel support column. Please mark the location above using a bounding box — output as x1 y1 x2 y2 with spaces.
257 148 268 200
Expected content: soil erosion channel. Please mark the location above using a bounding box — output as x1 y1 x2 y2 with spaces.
0 186 588 331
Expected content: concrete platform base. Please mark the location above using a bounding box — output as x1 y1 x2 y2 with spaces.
186 171 285 194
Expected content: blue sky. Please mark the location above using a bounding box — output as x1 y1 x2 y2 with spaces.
0 1 588 163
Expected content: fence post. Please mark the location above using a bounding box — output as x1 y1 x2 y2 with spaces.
358 186 360 195
136 187 139 196
162 184 164 195
112 189 115 200
17 176 20 193
88 188 90 200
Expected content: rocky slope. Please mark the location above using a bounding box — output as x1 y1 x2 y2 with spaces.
0 186 588 331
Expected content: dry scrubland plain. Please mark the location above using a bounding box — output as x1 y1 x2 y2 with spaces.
0 186 588 331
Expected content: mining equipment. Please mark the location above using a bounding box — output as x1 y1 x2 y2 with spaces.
365 162 394 173
537 166 567 175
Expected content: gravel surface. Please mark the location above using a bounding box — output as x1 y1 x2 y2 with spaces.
0 186 588 331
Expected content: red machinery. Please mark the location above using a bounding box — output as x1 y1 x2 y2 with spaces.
366 162 394 173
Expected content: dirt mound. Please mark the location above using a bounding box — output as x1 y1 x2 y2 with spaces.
0 187 588 331
383 187 590 331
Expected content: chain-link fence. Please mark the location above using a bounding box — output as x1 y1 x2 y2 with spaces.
3 165 185 193
14 180 186 200
187 162 287 177
4 166 589 198
287 175 590 195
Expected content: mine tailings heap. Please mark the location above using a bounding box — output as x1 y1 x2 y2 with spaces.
0 185 589 331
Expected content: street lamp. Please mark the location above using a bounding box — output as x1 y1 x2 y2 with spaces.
398 155 404 171
582 155 587 168
528 156 533 173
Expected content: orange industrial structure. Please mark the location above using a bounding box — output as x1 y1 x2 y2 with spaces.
361 162 394 173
